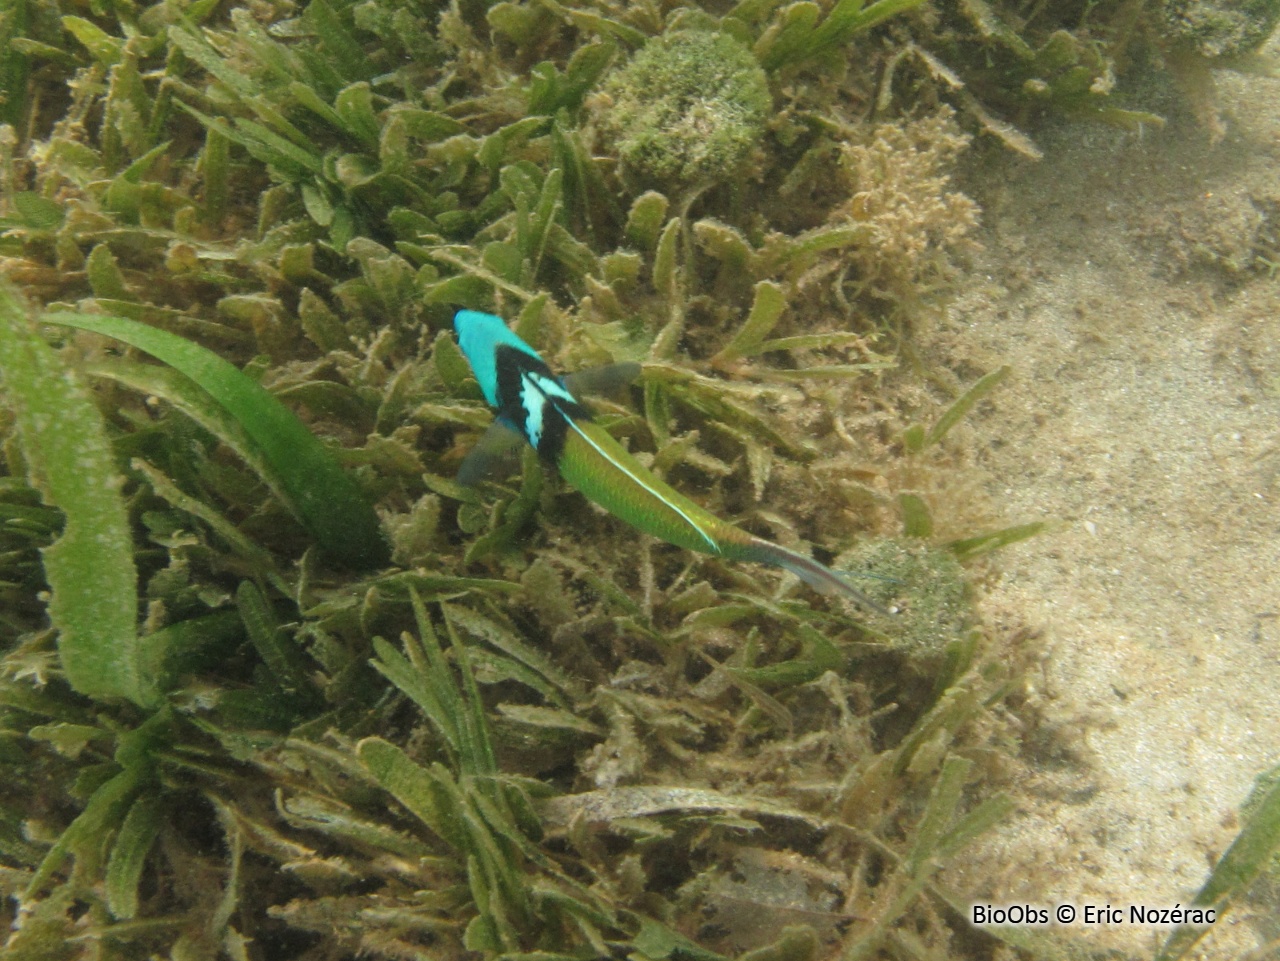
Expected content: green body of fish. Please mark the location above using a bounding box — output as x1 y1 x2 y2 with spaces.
453 309 883 611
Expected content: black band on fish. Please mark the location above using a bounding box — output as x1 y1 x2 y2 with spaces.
492 343 591 465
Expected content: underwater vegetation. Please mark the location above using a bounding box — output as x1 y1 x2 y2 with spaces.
593 30 771 193
1 0 1278 959
1163 0 1280 57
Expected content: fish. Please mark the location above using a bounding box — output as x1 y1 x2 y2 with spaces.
453 309 887 613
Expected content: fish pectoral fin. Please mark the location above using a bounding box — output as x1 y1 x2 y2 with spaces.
457 418 527 486
561 362 642 400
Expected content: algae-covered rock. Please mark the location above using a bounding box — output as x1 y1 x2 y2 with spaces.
594 30 771 191
1163 0 1280 58
840 538 973 659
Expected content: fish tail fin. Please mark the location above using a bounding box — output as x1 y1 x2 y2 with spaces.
743 537 892 616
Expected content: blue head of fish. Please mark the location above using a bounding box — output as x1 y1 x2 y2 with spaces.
453 309 544 409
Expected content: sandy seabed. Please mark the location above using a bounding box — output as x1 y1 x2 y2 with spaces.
925 51 1280 960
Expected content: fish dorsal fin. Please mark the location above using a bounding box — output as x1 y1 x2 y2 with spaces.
561 362 642 400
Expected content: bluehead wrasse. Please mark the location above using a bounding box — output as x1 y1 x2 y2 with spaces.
453 309 888 614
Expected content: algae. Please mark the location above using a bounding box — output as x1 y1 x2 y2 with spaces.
1163 0 1280 57
594 29 771 193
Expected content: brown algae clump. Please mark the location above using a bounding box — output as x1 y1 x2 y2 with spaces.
834 107 979 292
594 30 770 191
